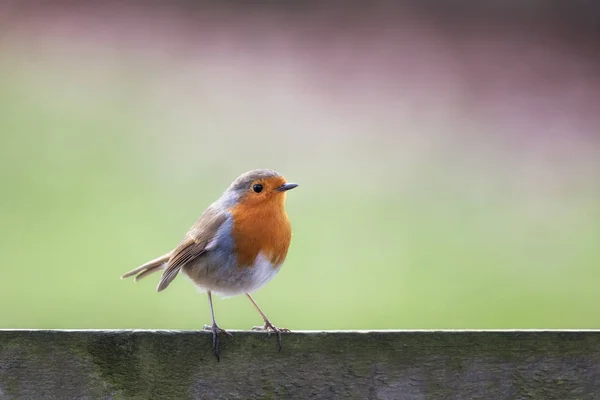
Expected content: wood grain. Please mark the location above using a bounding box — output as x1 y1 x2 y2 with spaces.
0 330 599 399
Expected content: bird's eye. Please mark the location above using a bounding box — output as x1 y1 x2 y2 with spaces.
252 184 263 193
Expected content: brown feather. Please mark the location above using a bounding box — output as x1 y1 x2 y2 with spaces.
156 206 227 292
121 251 172 280
133 265 163 281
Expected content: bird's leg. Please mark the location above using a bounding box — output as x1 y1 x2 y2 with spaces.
202 291 232 361
246 293 290 351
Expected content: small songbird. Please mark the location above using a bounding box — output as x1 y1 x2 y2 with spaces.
121 169 298 360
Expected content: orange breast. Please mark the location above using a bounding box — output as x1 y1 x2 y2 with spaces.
230 198 292 268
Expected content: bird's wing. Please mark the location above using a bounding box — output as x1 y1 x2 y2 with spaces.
156 206 228 292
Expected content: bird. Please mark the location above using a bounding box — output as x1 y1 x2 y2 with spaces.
120 169 298 360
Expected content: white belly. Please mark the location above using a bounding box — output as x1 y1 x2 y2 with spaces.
239 252 282 294
182 251 282 297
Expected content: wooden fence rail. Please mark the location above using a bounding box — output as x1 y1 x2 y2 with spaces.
1 330 599 399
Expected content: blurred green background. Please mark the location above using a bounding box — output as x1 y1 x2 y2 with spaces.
1 2 600 331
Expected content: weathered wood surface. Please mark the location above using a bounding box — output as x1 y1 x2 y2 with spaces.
0 330 599 399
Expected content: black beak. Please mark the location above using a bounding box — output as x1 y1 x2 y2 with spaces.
277 182 298 192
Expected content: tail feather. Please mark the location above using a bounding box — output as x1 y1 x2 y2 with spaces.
121 251 172 282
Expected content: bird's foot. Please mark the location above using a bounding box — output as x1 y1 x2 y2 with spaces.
252 320 290 351
203 323 232 361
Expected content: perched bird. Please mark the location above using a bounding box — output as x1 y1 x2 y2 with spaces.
121 169 298 360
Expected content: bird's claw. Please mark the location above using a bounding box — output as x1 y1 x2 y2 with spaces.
203 323 232 361
252 321 290 351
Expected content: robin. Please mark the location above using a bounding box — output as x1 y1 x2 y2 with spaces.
121 169 298 360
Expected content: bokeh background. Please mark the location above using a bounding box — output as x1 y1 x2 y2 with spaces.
1 1 599 331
